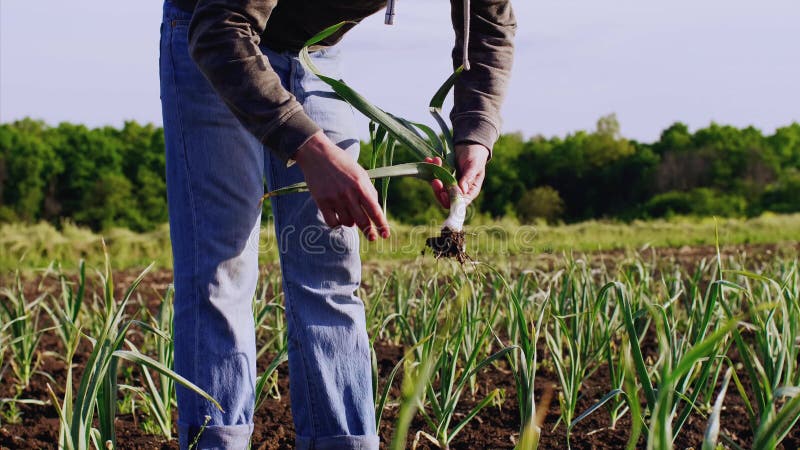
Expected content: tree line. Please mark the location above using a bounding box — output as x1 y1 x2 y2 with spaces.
1 116 799 231
383 115 800 224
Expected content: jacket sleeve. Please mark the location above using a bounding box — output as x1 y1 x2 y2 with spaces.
187 0 321 161
450 0 516 156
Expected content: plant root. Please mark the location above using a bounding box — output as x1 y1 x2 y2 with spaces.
425 227 468 263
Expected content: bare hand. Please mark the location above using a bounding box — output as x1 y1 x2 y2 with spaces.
294 131 390 241
426 143 490 209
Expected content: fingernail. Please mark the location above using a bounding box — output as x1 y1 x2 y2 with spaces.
381 230 389 239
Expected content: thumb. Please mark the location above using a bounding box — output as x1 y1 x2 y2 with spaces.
459 167 478 196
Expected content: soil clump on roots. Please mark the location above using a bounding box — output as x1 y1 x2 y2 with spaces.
425 227 468 263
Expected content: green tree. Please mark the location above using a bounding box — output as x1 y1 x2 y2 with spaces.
73 173 143 230
584 114 636 167
0 120 63 221
1 118 797 229
644 188 747 218
516 186 565 224
761 169 800 213
480 133 526 218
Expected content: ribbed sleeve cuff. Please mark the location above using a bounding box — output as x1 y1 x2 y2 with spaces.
452 114 500 158
262 109 322 162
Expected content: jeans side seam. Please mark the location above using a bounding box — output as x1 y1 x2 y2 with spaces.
270 151 321 437
167 19 203 421
284 280 323 439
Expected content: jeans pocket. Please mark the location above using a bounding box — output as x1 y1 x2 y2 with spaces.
163 0 192 26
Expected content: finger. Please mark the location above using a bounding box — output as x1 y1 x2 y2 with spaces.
345 190 376 240
430 179 448 208
439 191 450 209
349 201 377 241
424 157 433 163
358 187 390 238
433 156 442 166
320 207 340 228
336 204 356 228
459 168 477 196
466 170 485 200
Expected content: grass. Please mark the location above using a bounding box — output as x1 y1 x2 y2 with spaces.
0 228 798 449
45 247 221 450
1 212 799 271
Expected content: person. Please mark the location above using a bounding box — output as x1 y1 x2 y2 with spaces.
159 0 515 448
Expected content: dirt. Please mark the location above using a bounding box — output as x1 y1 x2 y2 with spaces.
4 337 799 449
2 243 800 449
425 228 469 263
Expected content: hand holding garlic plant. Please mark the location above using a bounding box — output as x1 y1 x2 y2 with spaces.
263 22 476 260
295 130 390 241
427 143 489 208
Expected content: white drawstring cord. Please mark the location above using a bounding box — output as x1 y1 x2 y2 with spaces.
385 0 396 25
462 0 471 70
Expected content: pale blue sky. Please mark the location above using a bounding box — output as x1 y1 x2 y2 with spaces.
1 1 798 142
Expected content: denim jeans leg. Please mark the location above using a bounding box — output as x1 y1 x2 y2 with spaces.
160 2 261 448
162 0 377 445
261 46 379 450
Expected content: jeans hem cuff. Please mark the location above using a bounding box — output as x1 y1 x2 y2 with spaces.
178 422 254 449
296 434 379 450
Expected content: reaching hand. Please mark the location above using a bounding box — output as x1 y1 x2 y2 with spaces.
294 131 390 241
427 143 490 209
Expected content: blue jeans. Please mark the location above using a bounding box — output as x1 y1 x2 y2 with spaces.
159 2 377 449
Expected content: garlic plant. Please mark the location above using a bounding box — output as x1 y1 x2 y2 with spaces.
263 22 469 256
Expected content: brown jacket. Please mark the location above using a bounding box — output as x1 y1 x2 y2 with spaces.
172 0 516 161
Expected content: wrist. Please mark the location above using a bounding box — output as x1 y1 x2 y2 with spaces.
294 131 328 169
455 143 490 162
